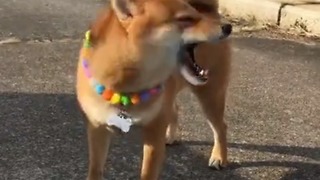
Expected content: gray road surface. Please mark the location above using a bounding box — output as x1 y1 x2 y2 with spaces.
0 0 319 180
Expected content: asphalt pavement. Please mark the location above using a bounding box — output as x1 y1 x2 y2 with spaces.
0 0 319 180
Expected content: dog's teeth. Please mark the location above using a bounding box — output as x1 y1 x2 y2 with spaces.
200 69 208 76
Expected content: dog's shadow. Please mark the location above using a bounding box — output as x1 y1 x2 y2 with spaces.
171 140 320 180
0 93 319 179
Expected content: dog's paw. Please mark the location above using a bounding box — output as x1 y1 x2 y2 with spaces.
208 156 227 170
165 134 178 145
165 131 180 145
165 126 178 145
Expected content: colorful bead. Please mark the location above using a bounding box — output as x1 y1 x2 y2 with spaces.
140 91 150 102
82 48 91 58
102 89 113 100
95 84 105 94
83 41 91 48
84 68 92 78
82 59 89 68
85 30 91 41
110 93 121 104
149 88 158 95
121 95 131 106
89 79 98 87
83 31 91 48
131 94 140 105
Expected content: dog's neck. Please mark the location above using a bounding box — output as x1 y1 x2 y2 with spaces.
80 30 164 107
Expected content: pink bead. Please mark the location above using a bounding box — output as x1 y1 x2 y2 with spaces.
149 88 158 95
84 68 91 78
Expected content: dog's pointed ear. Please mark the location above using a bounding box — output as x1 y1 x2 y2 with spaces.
88 8 112 44
111 0 139 20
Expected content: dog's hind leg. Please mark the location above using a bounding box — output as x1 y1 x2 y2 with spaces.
190 42 231 170
165 102 179 145
192 79 229 170
165 75 185 145
193 84 228 170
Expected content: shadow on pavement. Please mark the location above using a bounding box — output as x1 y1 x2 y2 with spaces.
0 92 243 179
183 140 319 161
1 92 318 179
181 140 320 179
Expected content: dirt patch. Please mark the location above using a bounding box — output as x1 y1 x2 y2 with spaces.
222 15 320 45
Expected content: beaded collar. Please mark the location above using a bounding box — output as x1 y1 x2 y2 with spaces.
81 31 163 107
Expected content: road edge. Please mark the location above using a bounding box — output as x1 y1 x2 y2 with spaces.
219 0 320 36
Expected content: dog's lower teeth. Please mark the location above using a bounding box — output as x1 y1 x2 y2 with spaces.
182 43 209 84
198 69 208 77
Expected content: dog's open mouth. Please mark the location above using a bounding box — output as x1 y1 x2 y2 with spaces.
179 43 208 86
178 24 233 86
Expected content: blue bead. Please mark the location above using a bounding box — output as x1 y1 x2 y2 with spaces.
95 84 105 94
140 92 150 102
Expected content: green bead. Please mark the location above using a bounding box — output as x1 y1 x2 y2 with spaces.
121 95 131 106
83 40 91 48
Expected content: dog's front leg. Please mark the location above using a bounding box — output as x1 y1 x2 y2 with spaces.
87 122 112 180
140 112 168 180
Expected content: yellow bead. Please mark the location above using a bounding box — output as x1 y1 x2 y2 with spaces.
110 93 121 104
85 30 91 41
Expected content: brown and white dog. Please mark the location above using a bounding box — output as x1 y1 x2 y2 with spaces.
76 0 232 179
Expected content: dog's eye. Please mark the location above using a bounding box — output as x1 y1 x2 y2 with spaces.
176 16 197 24
189 2 213 13
175 14 199 28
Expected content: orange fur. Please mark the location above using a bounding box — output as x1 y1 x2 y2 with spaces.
76 0 231 179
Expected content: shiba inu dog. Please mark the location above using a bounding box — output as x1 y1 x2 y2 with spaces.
76 0 232 179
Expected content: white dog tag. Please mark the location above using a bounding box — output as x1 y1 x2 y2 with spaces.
106 112 133 133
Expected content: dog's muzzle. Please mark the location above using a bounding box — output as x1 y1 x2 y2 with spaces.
178 23 233 86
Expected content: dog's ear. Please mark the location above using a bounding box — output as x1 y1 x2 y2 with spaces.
110 0 139 21
88 0 141 44
88 8 112 44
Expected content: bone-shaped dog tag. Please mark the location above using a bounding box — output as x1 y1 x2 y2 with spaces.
106 112 133 133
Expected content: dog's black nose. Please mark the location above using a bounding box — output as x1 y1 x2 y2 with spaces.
221 24 232 36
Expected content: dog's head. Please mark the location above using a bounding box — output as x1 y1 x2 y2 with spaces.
87 0 231 91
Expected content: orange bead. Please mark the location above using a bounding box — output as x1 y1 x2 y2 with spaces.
102 89 113 100
82 48 91 58
131 94 140 105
